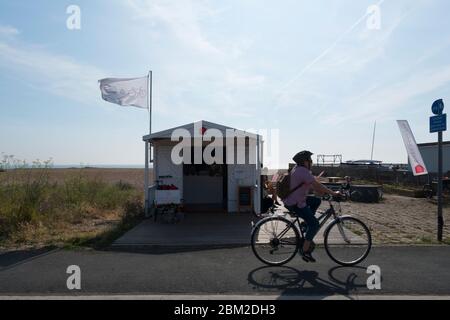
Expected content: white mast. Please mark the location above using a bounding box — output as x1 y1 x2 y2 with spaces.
370 120 376 160
144 71 152 217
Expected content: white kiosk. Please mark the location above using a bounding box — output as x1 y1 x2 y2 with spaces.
143 120 263 215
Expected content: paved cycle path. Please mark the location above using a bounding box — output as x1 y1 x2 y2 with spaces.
0 246 449 297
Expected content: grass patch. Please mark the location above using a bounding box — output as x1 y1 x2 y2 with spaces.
415 236 450 245
382 184 424 197
0 155 144 249
64 196 144 249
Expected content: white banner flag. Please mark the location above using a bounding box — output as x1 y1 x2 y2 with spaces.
99 76 148 109
397 120 428 176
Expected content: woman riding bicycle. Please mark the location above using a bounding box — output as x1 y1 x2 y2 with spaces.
283 150 341 262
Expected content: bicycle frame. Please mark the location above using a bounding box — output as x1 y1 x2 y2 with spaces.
273 199 341 241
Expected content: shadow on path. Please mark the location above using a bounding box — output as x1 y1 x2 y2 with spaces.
0 246 58 271
248 265 369 298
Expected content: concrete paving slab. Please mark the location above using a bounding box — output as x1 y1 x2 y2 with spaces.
113 213 255 248
112 209 364 249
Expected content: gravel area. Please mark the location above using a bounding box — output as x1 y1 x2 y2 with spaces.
322 194 450 244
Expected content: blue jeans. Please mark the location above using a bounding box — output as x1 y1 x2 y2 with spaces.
306 196 321 214
285 196 321 241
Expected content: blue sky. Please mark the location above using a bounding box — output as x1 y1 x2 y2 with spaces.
1 0 449 167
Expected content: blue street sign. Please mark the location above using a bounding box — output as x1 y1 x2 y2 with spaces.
430 114 447 133
432 99 444 115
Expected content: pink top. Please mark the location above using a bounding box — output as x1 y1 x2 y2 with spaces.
282 165 315 208
271 173 279 183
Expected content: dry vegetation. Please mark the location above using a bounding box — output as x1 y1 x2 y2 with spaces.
0 155 149 250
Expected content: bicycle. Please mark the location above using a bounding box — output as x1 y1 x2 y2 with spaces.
250 194 372 266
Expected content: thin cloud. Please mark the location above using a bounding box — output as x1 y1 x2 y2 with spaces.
123 0 267 120
274 2 417 116
125 0 223 56
322 64 450 125
0 25 19 36
0 29 106 106
275 0 386 101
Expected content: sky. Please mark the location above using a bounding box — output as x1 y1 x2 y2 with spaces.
1 0 450 168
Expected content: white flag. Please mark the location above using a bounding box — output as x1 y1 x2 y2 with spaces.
397 120 428 176
99 76 148 109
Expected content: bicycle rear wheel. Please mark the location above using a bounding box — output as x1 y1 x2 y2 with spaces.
324 216 372 266
251 216 300 266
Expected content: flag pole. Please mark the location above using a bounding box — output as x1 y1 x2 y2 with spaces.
144 71 152 217
148 70 152 134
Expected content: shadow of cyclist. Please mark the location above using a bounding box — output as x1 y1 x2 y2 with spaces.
247 265 369 298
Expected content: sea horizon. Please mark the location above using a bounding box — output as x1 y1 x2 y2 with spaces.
51 164 151 169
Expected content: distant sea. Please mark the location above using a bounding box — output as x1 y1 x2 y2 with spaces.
52 164 153 169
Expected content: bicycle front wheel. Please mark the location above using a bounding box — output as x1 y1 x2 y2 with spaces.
324 216 372 266
251 216 300 266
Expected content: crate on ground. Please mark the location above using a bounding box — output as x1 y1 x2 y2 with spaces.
155 189 181 205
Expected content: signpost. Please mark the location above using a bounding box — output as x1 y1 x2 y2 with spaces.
430 99 446 242
430 114 447 133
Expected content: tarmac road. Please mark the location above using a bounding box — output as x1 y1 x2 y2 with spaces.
0 246 450 298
